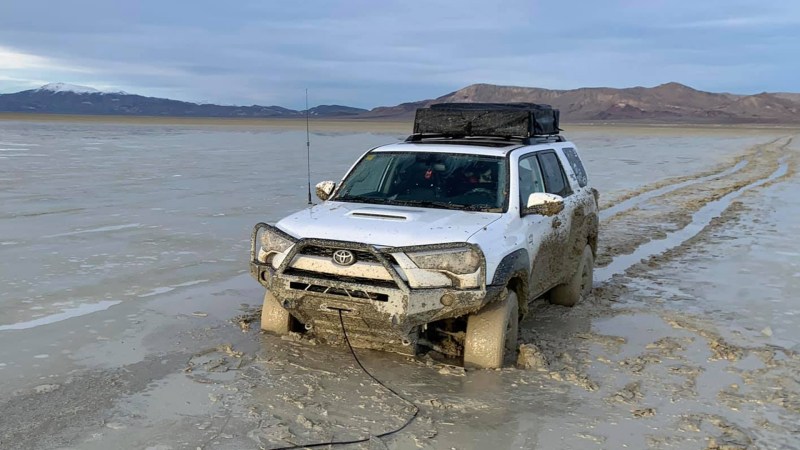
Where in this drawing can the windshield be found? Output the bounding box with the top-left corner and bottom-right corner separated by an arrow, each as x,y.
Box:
333,151 -> 508,212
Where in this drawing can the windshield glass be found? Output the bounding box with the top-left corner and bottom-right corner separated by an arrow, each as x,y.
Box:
333,151 -> 508,212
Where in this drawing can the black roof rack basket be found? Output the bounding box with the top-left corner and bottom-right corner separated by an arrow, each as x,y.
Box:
411,103 -> 561,139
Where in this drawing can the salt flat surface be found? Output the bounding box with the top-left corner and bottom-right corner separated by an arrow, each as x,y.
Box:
0,121 -> 768,328
0,120 -> 798,450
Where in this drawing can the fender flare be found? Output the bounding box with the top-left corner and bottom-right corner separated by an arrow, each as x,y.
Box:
491,247 -> 529,288
490,248 -> 530,314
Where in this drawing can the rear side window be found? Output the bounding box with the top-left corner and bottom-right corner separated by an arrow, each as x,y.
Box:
563,147 -> 588,187
537,151 -> 572,197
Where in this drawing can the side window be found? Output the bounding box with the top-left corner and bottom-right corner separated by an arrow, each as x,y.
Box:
537,151 -> 572,197
563,147 -> 588,188
518,155 -> 545,207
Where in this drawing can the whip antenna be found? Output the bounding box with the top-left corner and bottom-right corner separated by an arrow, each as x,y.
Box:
305,89 -> 312,205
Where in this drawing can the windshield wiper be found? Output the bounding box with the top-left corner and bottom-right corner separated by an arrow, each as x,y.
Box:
408,201 -> 501,212
460,204 -> 493,211
397,200 -> 462,210
334,196 -> 394,205
335,197 -> 497,212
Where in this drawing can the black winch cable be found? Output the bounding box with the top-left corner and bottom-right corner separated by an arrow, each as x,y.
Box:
268,309 -> 420,449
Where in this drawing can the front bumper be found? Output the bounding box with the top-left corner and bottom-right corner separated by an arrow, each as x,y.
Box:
249,223 -> 504,350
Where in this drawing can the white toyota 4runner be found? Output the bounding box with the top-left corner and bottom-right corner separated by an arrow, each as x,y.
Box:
250,104 -> 598,368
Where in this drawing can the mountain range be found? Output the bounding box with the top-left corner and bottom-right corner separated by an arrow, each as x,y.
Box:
0,83 -> 366,118
364,82 -> 800,124
1,82 -> 799,124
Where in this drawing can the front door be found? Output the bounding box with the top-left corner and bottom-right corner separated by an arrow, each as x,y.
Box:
519,153 -> 556,298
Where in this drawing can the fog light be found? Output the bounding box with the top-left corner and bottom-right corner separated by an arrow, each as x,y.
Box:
440,293 -> 455,306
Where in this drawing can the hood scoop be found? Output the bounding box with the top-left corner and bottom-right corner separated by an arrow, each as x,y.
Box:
348,208 -> 412,221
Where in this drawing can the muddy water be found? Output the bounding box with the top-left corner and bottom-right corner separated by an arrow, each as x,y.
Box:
0,120 -> 799,449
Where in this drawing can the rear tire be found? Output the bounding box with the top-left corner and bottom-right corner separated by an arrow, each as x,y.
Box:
261,291 -> 294,334
463,290 -> 519,369
550,244 -> 594,307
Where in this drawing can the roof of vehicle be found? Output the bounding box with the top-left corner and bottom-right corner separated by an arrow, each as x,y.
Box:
370,136 -> 573,157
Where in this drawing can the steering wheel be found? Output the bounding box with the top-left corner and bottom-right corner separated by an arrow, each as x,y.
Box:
465,188 -> 494,196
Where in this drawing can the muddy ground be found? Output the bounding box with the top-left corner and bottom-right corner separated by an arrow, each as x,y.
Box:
1,125 -> 799,449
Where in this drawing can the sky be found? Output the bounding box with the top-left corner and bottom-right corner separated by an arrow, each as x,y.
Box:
0,0 -> 798,109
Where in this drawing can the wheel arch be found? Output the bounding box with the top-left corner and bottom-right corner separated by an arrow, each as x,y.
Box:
490,248 -> 530,314
586,212 -> 599,256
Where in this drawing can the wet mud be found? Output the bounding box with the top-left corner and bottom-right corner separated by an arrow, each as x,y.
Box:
2,127 -> 800,449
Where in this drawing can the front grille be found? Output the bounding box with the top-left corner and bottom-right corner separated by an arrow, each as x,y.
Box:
284,268 -> 398,289
289,281 -> 389,302
300,245 -> 380,263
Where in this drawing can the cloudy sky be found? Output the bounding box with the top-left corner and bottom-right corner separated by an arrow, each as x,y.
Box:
0,0 -> 798,109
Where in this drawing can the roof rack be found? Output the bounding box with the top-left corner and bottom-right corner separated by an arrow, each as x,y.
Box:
413,102 -> 561,139
405,133 -> 566,146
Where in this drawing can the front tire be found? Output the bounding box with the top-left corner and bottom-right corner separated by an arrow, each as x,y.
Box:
261,291 -> 294,334
463,290 -> 519,369
550,244 -> 594,307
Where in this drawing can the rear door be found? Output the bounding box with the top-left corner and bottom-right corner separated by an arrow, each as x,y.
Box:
558,146 -> 598,268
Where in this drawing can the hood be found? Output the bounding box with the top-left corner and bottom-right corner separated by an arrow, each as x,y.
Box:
276,201 -> 501,247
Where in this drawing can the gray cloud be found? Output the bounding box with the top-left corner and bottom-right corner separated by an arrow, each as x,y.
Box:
0,0 -> 797,107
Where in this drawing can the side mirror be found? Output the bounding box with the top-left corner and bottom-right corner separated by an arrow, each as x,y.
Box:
523,192 -> 564,216
315,181 -> 336,201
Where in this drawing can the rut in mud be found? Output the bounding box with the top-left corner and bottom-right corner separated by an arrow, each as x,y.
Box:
594,137 -> 795,268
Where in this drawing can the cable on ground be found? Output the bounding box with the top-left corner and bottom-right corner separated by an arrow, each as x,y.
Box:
268,308 -> 419,449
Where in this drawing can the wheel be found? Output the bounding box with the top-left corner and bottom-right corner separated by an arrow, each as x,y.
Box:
261,290 -> 294,334
550,244 -> 593,307
463,290 -> 519,369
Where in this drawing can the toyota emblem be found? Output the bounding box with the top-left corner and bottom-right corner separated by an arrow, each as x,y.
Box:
332,249 -> 356,266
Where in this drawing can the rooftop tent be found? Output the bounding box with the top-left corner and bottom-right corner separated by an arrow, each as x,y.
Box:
413,103 -> 561,137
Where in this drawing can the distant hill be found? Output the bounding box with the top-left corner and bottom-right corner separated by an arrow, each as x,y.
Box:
364,82 -> 800,124
773,92 -> 800,104
2,82 -> 799,124
307,104 -> 366,117
0,83 -> 367,118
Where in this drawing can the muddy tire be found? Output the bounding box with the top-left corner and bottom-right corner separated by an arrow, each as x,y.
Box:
261,291 -> 294,334
550,244 -> 593,307
463,290 -> 519,369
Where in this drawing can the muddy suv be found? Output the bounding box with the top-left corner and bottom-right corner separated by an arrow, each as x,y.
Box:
249,103 -> 598,368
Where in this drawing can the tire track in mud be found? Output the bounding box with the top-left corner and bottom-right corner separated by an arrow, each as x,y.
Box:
596,154 -> 791,283
599,159 -> 748,221
595,136 -> 795,271
598,136 -> 784,213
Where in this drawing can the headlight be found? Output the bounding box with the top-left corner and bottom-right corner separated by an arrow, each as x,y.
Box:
256,226 -> 296,265
261,228 -> 295,253
406,246 -> 481,274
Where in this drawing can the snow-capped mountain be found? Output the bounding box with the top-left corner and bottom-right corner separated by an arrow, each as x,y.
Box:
37,82 -> 128,95
0,83 -> 366,118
